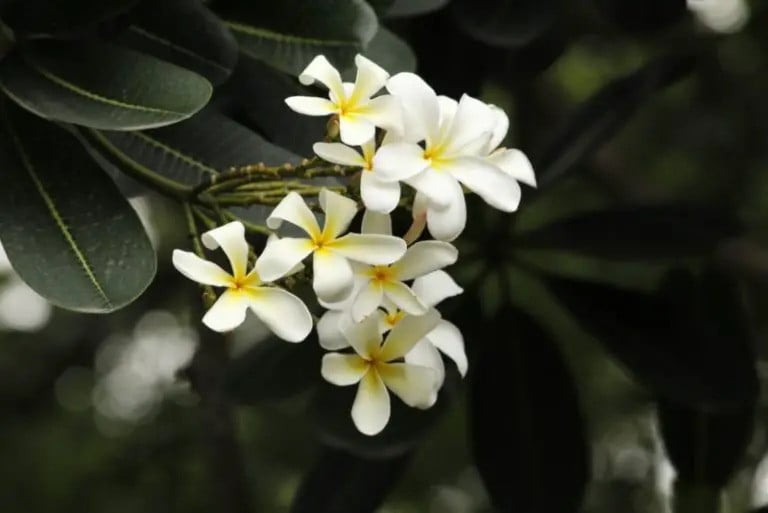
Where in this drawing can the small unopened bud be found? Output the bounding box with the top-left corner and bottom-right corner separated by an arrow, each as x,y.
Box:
326,115 -> 340,140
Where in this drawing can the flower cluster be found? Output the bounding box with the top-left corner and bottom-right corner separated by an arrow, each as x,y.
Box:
173,54 -> 535,436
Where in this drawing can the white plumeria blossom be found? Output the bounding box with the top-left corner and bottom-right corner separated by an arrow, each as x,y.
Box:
285,54 -> 402,146
374,72 -> 534,241
321,309 -> 441,436
349,211 -> 458,322
314,137 -> 401,214
172,222 -> 312,342
255,189 -> 407,303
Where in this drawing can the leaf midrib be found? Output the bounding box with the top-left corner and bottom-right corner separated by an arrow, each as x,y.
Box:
226,22 -> 358,47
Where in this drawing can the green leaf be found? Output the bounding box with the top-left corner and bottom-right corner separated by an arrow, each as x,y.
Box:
117,0 -> 238,85
345,27 -> 416,77
0,40 -> 212,131
470,308 -> 590,512
451,0 -> 559,48
386,0 -> 450,17
291,448 -> 411,513
0,0 -> 137,36
535,53 -> 695,189
219,0 -> 378,76
365,0 -> 395,16
516,205 -> 740,260
0,101 -> 156,313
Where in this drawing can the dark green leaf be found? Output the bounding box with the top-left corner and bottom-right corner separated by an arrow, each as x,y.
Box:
386,0 -> 450,18
546,269 -> 758,409
1,0 -> 137,36
218,0 -> 378,76
349,27 -> 416,76
516,205 -> 739,260
451,0 -> 559,48
118,0 -> 238,85
535,53 -> 695,188
365,0 -> 395,16
0,40 -> 212,130
470,307 -> 589,512
291,448 -> 411,513
0,101 -> 156,313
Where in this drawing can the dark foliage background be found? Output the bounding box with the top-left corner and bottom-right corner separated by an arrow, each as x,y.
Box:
0,0 -> 766,512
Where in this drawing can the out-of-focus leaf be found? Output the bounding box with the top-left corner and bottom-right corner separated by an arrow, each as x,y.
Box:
0,40 -> 212,130
366,0 -> 395,16
535,53 -> 695,188
546,269 -> 758,410
291,448 -> 411,513
226,335 -> 325,404
118,0 -> 238,85
386,0 -> 450,18
470,308 -> 589,512
451,0 -> 559,48
0,101 -> 156,313
217,0 -> 377,76
516,205 -> 739,260
593,0 -> 688,33
347,27 -> 416,76
0,0 -> 137,36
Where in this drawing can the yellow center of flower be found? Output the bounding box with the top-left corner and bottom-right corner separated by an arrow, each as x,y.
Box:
385,310 -> 405,327
369,265 -> 393,284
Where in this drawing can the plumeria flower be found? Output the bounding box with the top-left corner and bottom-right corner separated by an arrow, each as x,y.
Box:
285,54 -> 402,146
483,104 -> 537,189
313,137 -> 400,214
172,222 -> 312,342
255,189 -> 407,303
321,309 -> 441,436
374,73 -> 531,241
349,211 -> 458,322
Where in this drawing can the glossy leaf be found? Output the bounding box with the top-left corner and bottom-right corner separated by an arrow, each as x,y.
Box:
470,308 -> 590,512
0,0 -> 137,36
516,205 -> 739,260
386,0 -> 450,18
291,448 -> 411,513
0,101 -> 156,313
352,27 -> 417,76
452,0 -> 560,48
219,0 -> 378,76
118,0 -> 238,85
0,40 -> 212,130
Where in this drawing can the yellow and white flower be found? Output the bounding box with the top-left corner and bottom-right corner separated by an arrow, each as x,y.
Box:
321,309 -> 441,436
172,221 -> 312,342
255,189 -> 406,303
285,54 -> 402,146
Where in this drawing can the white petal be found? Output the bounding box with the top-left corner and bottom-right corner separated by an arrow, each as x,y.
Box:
361,210 -> 392,235
405,167 -> 459,208
313,249 -> 354,303
254,237 -> 314,282
352,280 -> 384,322
343,313 -> 383,359
405,340 -> 445,395
487,104 -> 510,152
284,96 -> 337,116
172,250 -> 232,287
383,281 -> 427,316
446,156 -> 522,212
266,191 -> 322,236
350,54 -> 389,104
425,180 -> 467,242
201,221 -> 249,278
321,353 -> 369,386
442,94 -> 495,156
339,115 -> 376,146
249,286 -> 313,342
386,72 -> 440,144
488,148 -> 537,187
317,310 -> 352,350
352,370 -> 391,436
360,171 -> 401,213
313,142 -> 366,167
329,233 -> 406,265
319,188 -> 358,240
427,320 -> 468,377
378,363 -> 437,409
380,309 -> 441,361
373,142 -> 429,181
202,289 -> 250,332
412,270 -> 463,308
358,95 -> 402,134
392,240 -> 458,281
298,55 -> 345,102
437,95 -> 459,138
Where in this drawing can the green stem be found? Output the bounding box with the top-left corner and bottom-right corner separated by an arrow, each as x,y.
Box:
183,203 -> 216,308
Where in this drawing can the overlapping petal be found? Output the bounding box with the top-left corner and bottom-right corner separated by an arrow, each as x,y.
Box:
321,353 -> 369,386
319,188 -> 358,240
412,270 -> 464,308
172,250 -> 232,287
266,191 -> 322,236
446,157 -> 522,212
373,142 -> 429,182
201,222 -> 249,278
313,142 -> 367,167
352,371 -> 390,436
284,96 -> 337,116
377,362 -> 437,409
380,309 -> 441,361
329,233 -> 406,265
427,320 -> 467,377
298,55 -> 345,101
392,241 -> 458,281
202,289 -> 250,332
255,237 -> 314,282
249,287 -> 313,342
349,54 -> 389,104
313,250 -> 354,303
382,281 -> 427,316
360,171 -> 401,213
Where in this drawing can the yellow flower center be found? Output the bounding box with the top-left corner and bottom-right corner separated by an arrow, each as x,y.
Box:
369,265 -> 393,284
385,310 -> 405,328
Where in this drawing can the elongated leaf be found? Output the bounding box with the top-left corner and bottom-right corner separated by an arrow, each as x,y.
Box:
535,53 -> 695,188
118,0 -> 238,85
291,448 -> 411,513
386,0 -> 450,17
516,205 -> 739,260
219,0 -> 378,76
366,0 -> 395,16
452,0 -> 559,48
0,40 -> 212,131
546,269 -> 758,409
350,27 -> 416,76
470,308 -> 590,512
0,101 -> 156,313
1,0 -> 137,36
